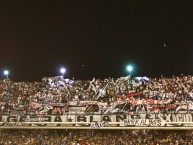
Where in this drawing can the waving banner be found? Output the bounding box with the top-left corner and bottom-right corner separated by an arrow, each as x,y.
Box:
1,113 -> 193,128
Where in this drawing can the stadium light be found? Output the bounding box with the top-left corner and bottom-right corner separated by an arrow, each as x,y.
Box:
3,70 -> 9,79
60,67 -> 66,77
126,65 -> 133,76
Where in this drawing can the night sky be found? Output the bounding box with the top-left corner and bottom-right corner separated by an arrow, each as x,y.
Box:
0,1 -> 192,81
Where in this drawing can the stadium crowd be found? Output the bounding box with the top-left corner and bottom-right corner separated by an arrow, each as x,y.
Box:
0,75 -> 192,145
0,129 -> 192,145
0,75 -> 192,114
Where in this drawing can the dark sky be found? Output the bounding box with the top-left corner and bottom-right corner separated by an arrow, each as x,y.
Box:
0,1 -> 192,81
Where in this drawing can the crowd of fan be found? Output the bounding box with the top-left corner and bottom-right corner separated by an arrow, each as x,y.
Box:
0,75 -> 192,144
0,129 -> 192,145
0,75 -> 192,114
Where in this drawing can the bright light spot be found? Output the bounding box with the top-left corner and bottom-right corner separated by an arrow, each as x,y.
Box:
60,68 -> 66,74
126,65 -> 133,72
143,76 -> 149,81
135,76 -> 149,81
135,77 -> 141,81
3,70 -> 9,75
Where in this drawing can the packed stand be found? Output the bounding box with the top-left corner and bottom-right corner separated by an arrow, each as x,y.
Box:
0,129 -> 192,145
0,75 -> 192,115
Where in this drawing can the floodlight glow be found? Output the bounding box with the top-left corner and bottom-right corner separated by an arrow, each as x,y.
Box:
60,68 -> 66,74
126,65 -> 133,72
3,70 -> 9,75
3,70 -> 9,79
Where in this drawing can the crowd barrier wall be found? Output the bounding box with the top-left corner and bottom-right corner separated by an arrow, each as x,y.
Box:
1,113 -> 193,129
